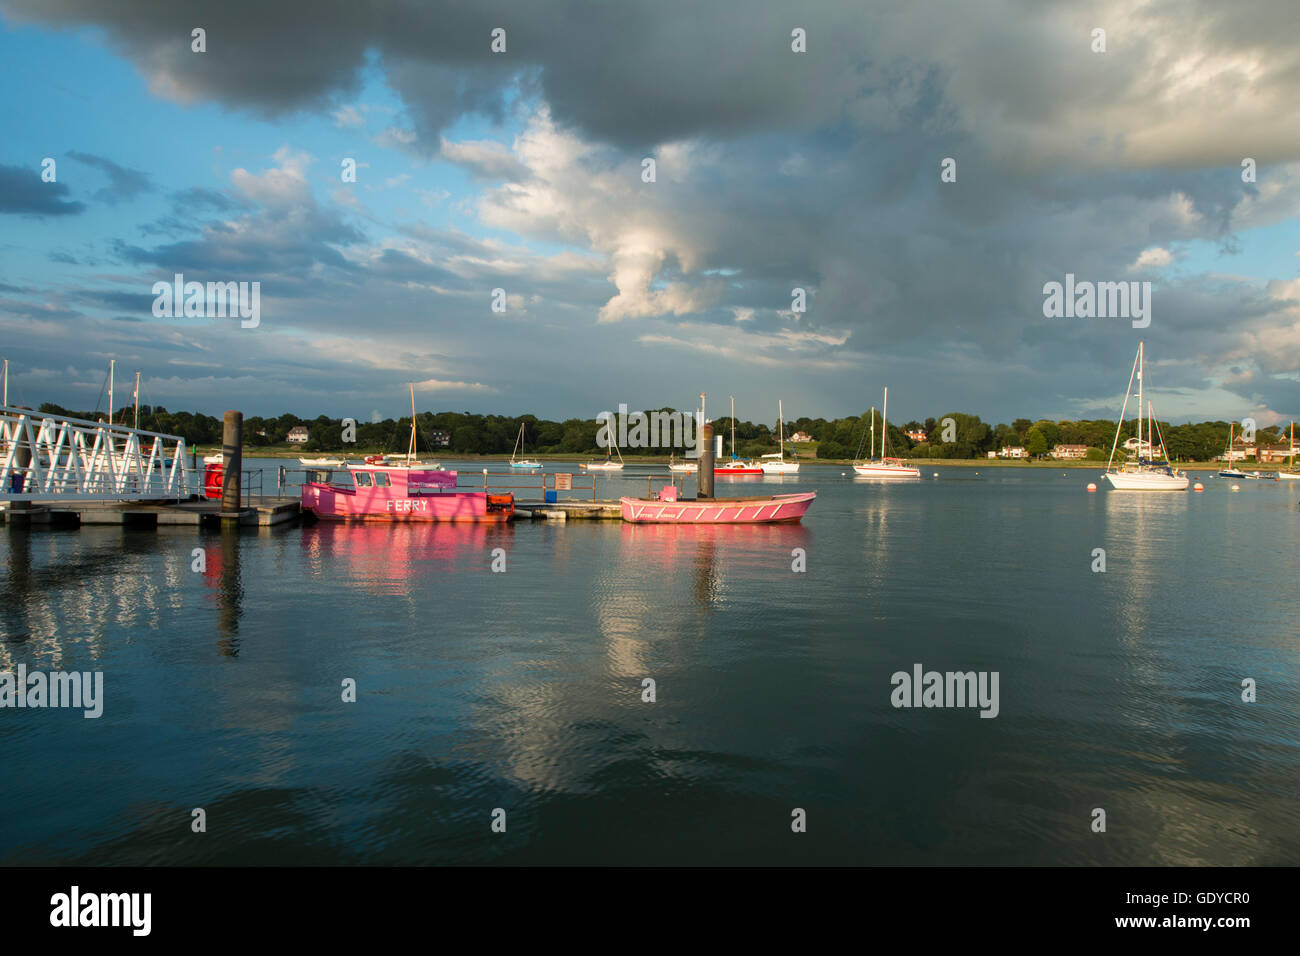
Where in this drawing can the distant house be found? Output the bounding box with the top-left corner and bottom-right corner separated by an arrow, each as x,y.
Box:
904,429 -> 928,443
287,426 -> 310,444
428,429 -> 451,447
1051,444 -> 1088,459
1219,437 -> 1256,462
789,431 -> 813,443
1256,444 -> 1293,463
998,446 -> 1027,459
987,451 -> 997,459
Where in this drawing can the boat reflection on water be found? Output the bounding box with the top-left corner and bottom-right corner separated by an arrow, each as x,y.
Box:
298,520 -> 516,595
618,520 -> 810,606
1102,491 -> 1188,651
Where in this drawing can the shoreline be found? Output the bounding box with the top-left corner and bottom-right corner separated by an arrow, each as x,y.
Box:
207,448 -> 1278,472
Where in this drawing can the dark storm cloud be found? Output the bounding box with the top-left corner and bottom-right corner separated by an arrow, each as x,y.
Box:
0,163 -> 85,216
0,1 -> 947,149
66,151 -> 153,204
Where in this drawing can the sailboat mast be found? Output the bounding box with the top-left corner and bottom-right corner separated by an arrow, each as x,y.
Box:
730,395 -> 736,460
778,399 -> 785,460
882,387 -> 888,458
1137,342 -> 1144,458
870,406 -> 875,460
108,360 -> 115,426
408,383 -> 417,464
133,371 -> 140,429
3,357 -> 7,407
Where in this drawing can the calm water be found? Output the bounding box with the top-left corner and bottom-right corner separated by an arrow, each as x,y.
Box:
2,461 -> 1298,865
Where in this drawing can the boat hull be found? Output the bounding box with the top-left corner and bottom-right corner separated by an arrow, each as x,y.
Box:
760,461 -> 800,474
619,492 -> 815,523
302,470 -> 513,522
582,463 -> 624,471
852,463 -> 920,479
1103,471 -> 1189,491
303,489 -> 513,522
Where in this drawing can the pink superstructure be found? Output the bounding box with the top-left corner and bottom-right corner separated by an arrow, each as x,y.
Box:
619,489 -> 814,523
301,467 -> 513,522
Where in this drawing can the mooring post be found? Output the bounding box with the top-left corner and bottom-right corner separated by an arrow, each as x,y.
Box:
221,410 -> 242,520
699,422 -> 714,499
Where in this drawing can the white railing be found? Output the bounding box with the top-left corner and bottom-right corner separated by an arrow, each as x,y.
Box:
0,405 -> 197,502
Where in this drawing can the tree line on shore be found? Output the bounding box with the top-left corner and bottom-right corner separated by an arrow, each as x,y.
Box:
35,402 -> 1296,462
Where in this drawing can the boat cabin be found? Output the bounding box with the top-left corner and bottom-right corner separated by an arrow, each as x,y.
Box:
339,467 -> 458,493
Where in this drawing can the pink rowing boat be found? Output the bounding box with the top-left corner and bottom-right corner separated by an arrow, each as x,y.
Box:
301,467 -> 514,522
619,485 -> 814,523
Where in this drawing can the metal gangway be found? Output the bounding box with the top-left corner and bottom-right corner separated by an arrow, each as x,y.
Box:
1,405 -> 197,502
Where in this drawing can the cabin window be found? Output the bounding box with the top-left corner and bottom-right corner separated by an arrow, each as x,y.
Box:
373,473 -> 391,487
354,472 -> 372,487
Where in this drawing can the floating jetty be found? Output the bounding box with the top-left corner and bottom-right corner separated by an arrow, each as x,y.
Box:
0,497 -> 301,528
513,500 -> 623,521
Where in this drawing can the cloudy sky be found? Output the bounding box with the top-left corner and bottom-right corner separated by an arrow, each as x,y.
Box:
1,0 -> 1298,426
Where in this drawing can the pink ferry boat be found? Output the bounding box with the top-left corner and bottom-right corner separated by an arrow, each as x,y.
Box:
301,467 -> 514,523
619,485 -> 815,523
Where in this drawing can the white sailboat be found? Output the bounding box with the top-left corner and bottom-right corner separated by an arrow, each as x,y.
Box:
761,399 -> 800,473
1280,422 -> 1300,480
509,421 -> 541,468
582,428 -> 625,471
853,387 -> 920,479
1103,342 -> 1188,490
667,453 -> 697,473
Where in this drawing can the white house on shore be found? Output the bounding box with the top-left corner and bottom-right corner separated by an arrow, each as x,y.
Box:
998,446 -> 1027,459
287,426 -> 310,444
1051,444 -> 1088,459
